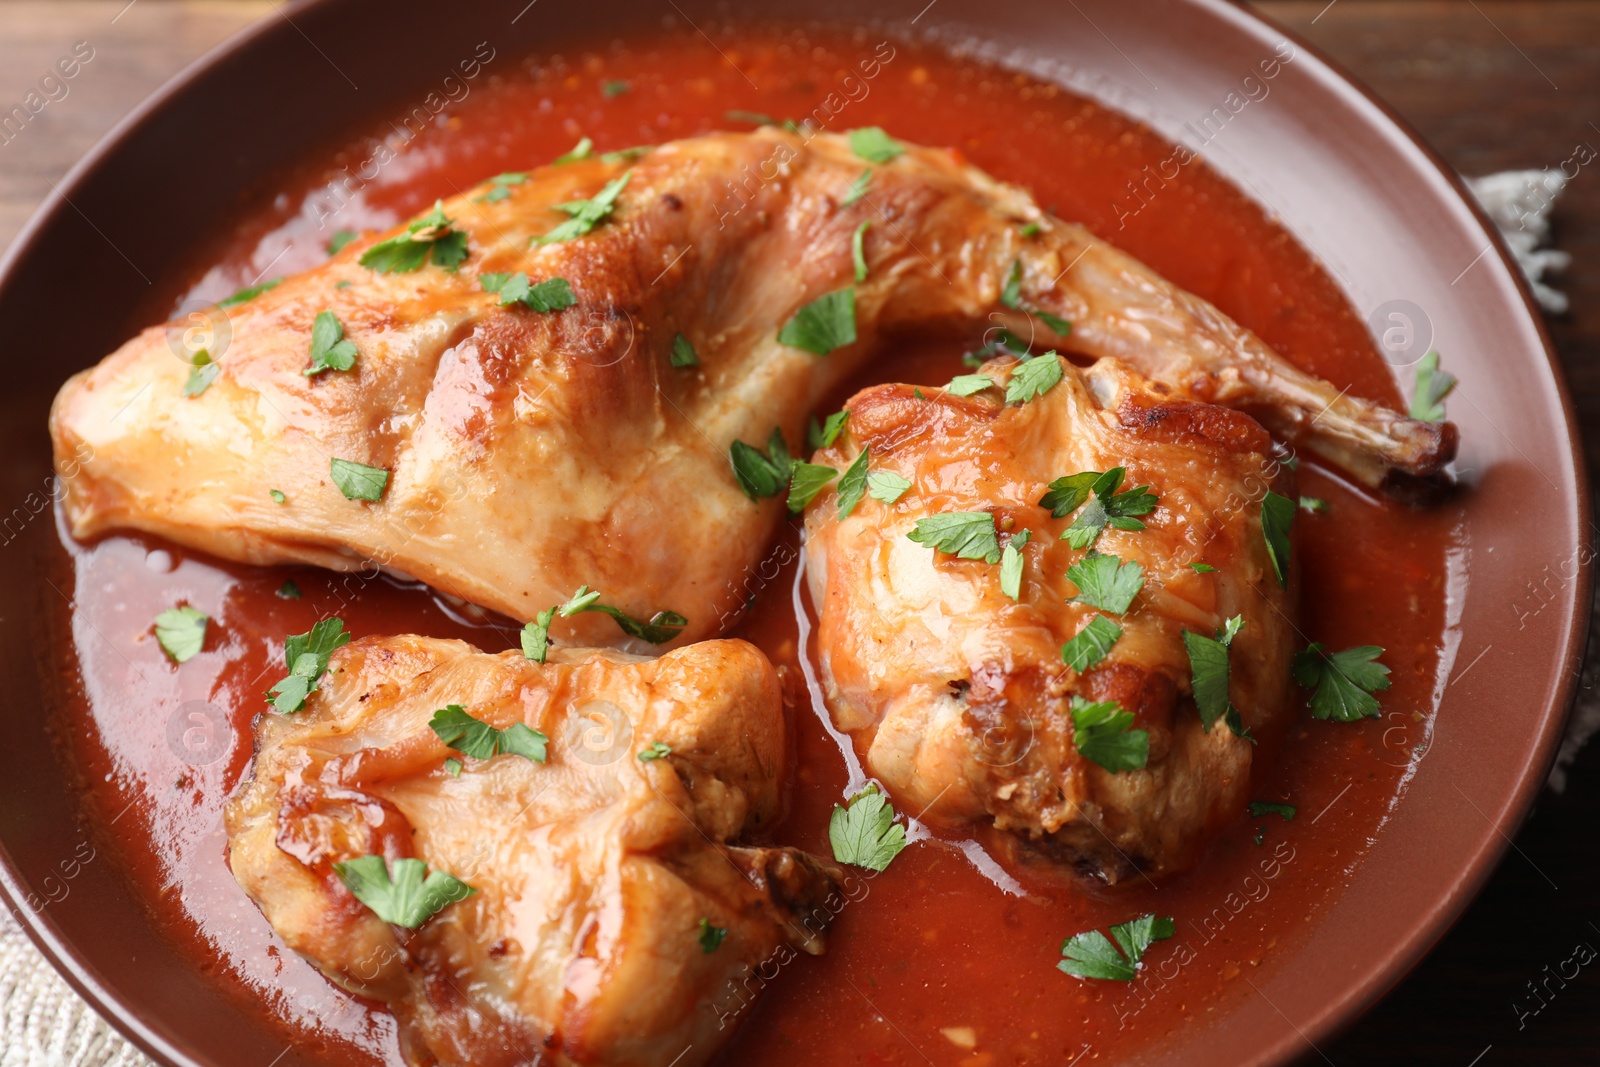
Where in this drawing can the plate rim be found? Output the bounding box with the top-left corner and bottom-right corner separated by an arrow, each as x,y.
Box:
0,2 -> 1588,1065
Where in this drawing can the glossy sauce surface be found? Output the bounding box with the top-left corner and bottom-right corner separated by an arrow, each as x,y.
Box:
48,27 -> 1464,1067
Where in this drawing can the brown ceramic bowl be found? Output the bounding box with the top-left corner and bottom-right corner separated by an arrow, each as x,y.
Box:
0,1 -> 1586,1065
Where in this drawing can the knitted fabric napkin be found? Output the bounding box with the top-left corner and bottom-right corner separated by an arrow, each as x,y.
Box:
0,171 -> 1574,1066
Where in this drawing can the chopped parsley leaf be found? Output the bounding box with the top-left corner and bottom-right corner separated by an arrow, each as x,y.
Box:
1058,914 -> 1175,981
1299,496 -> 1328,514
852,219 -> 871,282
841,167 -> 872,206
522,585 -> 687,662
1189,562 -> 1216,573
333,855 -> 475,929
1020,221 -> 1042,237
329,457 -> 389,502
730,427 -> 792,501
1039,471 -> 1100,517
1248,800 -> 1296,820
670,333 -> 699,368
999,530 -> 1031,600
638,741 -> 672,762
866,470 -> 912,505
183,350 -> 219,397
305,311 -> 358,376
828,783 -> 907,871
269,489 -> 286,504
217,278 -> 282,308
536,171 -> 631,244
1183,615 -> 1249,737
327,230 -> 358,255
836,447 -> 871,520
553,137 -> 593,164
268,618 -> 351,713
429,704 -> 548,763
945,374 -> 994,397
907,511 -> 1001,564
808,409 -> 849,450
521,608 -> 557,664
599,145 -> 653,164
480,272 -> 576,312
848,127 -> 904,164
998,259 -> 1071,333
1261,491 -> 1295,588
1059,468 -> 1158,550
154,606 -> 207,663
444,757 -> 462,777
1005,353 -> 1063,404
698,917 -> 729,954
1410,350 -> 1456,423
1071,695 -> 1149,773
1066,551 -> 1144,614
478,172 -> 528,204
1061,615 -> 1123,672
360,201 -> 468,273
601,78 -> 630,98
1291,643 -> 1390,721
276,579 -> 301,600
788,461 -> 839,513
1000,259 -> 1024,308
778,287 -> 857,355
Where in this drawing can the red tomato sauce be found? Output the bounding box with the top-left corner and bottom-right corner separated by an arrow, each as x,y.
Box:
45,26 -> 1463,1067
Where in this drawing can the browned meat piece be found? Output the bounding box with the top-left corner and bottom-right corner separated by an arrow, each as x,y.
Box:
51,129 -> 1449,647
804,355 -> 1294,880
225,636 -> 841,1067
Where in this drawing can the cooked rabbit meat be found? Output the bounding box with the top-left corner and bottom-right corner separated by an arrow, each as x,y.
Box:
51,129 -> 1449,645
804,355 -> 1294,880
225,636 -> 841,1067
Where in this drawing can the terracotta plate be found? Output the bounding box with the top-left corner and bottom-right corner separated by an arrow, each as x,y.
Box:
0,1 -> 1585,1065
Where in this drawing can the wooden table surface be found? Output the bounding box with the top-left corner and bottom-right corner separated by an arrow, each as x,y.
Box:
2,2 -> 1596,1064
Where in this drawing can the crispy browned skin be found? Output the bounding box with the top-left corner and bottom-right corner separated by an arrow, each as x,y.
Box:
225,637 -> 842,1067
804,356 -> 1294,880
51,130 -> 1448,645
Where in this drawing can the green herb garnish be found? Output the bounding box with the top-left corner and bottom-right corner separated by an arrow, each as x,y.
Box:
1261,491 -> 1295,588
268,618 -> 351,713
479,272 -> 576,312
848,127 -> 904,164
638,741 -> 672,762
1291,643 -> 1390,721
1005,353 -> 1063,404
359,201 -> 468,273
1071,695 -> 1149,772
828,783 -> 907,871
536,171 -> 631,244
305,311 -> 358,376
670,333 -> 699,368
1058,915 -> 1175,981
907,511 -> 1001,564
698,917 -> 728,953
788,462 -> 839,513
329,457 -> 389,502
333,855 -> 475,929
154,606 -> 207,663
866,470 -> 912,505
217,278 -> 282,308
1183,615 -> 1248,737
779,288 -> 857,355
429,704 -> 548,763
1066,551 -> 1144,614
1410,350 -> 1456,423
1061,615 -> 1123,672
945,374 -> 994,397
729,427 -> 791,501
836,447 -> 871,520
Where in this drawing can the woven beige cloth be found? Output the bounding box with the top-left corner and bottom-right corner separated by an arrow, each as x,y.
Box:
0,171 -> 1573,1066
